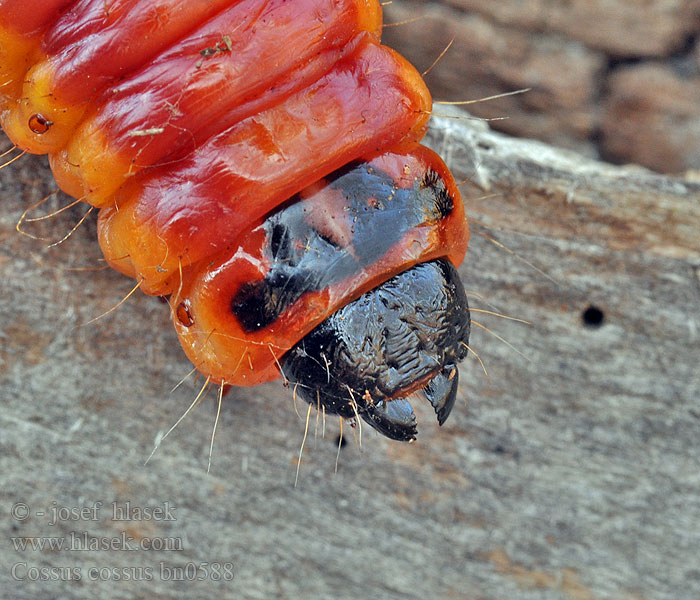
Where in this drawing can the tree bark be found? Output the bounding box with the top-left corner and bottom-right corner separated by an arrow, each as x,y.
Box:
1,112 -> 698,599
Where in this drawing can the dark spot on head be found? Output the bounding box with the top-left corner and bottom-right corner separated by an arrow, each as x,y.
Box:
269,222 -> 286,258
335,433 -> 347,449
231,280 -> 274,332
582,304 -> 605,328
231,273 -> 305,333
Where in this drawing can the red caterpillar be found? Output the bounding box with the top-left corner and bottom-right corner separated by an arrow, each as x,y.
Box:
0,0 -> 471,441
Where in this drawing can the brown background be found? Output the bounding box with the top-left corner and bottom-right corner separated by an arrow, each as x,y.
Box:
384,0 -> 700,174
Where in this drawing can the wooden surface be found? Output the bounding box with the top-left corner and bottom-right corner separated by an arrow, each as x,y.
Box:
1,110 -> 699,599
382,0 -> 700,174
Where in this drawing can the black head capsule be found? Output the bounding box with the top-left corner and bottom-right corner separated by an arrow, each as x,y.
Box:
281,259 -> 470,441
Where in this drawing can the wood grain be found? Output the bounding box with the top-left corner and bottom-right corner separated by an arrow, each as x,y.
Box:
1,110 -> 698,599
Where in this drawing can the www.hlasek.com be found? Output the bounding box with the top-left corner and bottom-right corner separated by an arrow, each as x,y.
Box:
11,562 -> 235,582
12,530 -> 183,552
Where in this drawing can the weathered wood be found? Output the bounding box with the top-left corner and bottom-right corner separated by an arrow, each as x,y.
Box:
383,0 -> 700,173
1,111 -> 699,599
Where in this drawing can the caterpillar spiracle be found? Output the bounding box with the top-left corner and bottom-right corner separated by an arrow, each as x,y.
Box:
0,0 -> 471,442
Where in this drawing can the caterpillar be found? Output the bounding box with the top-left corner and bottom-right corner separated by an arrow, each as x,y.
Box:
0,0 -> 471,442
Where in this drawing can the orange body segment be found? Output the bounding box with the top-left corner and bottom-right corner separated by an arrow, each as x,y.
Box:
98,38 -> 432,294
0,0 -> 76,35
171,147 -> 468,385
49,0 -> 383,201
0,0 -> 471,398
0,0 -> 73,105
1,0 -> 245,152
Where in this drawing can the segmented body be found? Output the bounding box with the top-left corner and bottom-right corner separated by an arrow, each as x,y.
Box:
0,1 -> 469,410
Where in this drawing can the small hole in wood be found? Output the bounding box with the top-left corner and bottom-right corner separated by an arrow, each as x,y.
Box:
582,305 -> 605,328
